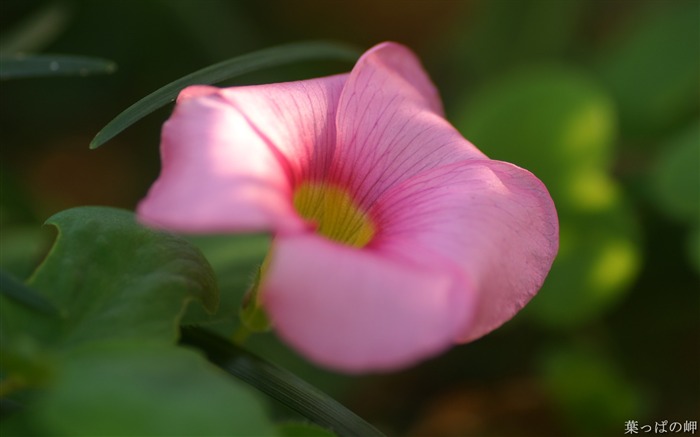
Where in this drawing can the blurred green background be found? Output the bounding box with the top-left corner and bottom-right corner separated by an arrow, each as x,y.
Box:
1,0 -> 698,436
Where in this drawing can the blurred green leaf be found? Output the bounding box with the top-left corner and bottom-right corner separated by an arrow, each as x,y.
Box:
648,121 -> 700,274
1,206 -> 218,366
239,265 -> 272,333
688,227 -> 700,274
278,421 -> 337,437
537,343 -> 647,436
650,122 -> 700,223
0,227 -> 50,280
156,0 -> 261,61
595,1 -> 700,137
181,327 -> 385,437
37,341 -> 277,437
0,207 -> 282,436
456,66 -> 616,212
0,2 -> 71,54
181,233 -> 269,326
90,40 -> 361,149
457,0 -> 585,76
454,67 -> 642,326
0,54 -> 116,79
0,270 -> 59,317
526,203 -> 641,327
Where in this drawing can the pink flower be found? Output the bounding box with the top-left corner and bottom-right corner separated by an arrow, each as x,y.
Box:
137,42 -> 558,373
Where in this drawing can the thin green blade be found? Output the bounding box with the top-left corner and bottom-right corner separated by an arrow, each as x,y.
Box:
90,41 -> 361,149
180,327 -> 385,437
0,54 -> 116,79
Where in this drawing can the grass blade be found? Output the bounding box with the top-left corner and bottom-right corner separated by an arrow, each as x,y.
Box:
180,327 -> 385,437
90,41 -> 361,149
0,54 -> 116,80
0,2 -> 71,54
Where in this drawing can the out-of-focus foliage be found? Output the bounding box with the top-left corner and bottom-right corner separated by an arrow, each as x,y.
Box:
454,67 -> 641,327
595,1 -> 699,138
90,41 -> 360,148
1,0 -> 698,436
0,54 -> 116,79
537,343 -> 647,435
0,207 -> 276,436
649,123 -> 700,273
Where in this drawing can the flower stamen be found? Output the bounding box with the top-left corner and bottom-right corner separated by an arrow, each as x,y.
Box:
293,182 -> 375,247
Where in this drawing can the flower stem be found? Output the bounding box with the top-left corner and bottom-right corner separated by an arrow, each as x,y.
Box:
231,324 -> 252,346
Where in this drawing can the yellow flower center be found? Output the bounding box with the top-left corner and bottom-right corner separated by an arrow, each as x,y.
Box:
293,182 -> 375,247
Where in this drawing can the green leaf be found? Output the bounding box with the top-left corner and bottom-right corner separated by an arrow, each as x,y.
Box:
0,270 -> 59,317
537,343 -> 647,436
0,226 -> 50,280
181,233 -> 269,326
454,67 -> 643,326
181,327 -> 385,437
90,40 -> 361,149
4,206 -> 217,351
240,264 -> 272,332
454,66 -> 617,213
0,54 -> 116,79
595,1 -> 700,137
688,227 -> 700,274
35,341 -> 278,437
650,122 -> 700,223
524,203 -> 642,327
0,2 -> 71,54
0,207 -> 280,435
454,0 -> 586,77
278,422 -> 338,437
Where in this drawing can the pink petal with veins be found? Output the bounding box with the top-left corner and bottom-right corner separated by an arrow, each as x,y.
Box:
262,234 -> 473,373
331,42 -> 487,208
138,74 -> 347,233
370,160 -> 559,342
136,41 -> 559,373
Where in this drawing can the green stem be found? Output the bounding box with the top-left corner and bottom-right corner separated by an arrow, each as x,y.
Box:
231,324 -> 252,346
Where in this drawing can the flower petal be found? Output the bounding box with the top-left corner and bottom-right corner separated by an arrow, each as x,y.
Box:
214,74 -> 347,183
331,42 -> 486,208
138,73 -> 347,234
370,159 -> 559,343
262,234 -> 473,373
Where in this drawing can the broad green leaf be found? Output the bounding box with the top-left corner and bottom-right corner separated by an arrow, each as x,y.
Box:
3,206 -> 217,353
181,327 -> 385,437
35,342 -> 277,437
650,122 -> 700,223
595,1 -> 699,137
524,202 -> 641,327
0,54 -> 116,79
90,41 -> 361,149
0,208 -> 279,436
455,66 -> 616,213
181,233 -> 269,326
0,226 -> 50,280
